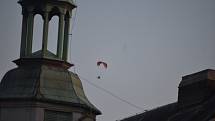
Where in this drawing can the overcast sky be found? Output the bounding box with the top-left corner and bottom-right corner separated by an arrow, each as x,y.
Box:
1,0 -> 215,121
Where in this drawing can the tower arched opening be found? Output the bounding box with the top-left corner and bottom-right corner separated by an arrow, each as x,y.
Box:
32,14 -> 43,53
48,15 -> 59,55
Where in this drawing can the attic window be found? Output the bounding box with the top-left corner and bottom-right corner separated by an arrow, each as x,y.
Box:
44,110 -> 73,121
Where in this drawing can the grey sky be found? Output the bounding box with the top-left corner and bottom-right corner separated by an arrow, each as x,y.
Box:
1,0 -> 215,121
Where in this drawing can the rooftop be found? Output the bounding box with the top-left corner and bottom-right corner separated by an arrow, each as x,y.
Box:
120,69 -> 215,121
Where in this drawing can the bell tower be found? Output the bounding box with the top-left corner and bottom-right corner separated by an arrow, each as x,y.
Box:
19,0 -> 74,61
0,0 -> 101,121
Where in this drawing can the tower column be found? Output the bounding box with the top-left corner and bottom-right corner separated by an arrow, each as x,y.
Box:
20,11 -> 28,57
57,13 -> 65,59
26,10 -> 34,56
63,16 -> 70,61
42,11 -> 49,55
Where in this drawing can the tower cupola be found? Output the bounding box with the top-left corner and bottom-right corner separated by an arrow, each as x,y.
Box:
0,0 -> 101,121
18,0 -> 76,61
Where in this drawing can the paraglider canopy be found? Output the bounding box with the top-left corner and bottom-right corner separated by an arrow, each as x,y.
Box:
97,61 -> 107,69
97,61 -> 107,79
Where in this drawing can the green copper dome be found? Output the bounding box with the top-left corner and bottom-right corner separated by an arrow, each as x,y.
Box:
0,58 -> 101,115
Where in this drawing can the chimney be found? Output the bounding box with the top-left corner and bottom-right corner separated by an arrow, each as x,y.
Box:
178,69 -> 215,108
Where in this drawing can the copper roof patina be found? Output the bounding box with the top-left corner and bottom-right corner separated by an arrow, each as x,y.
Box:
0,58 -> 101,115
